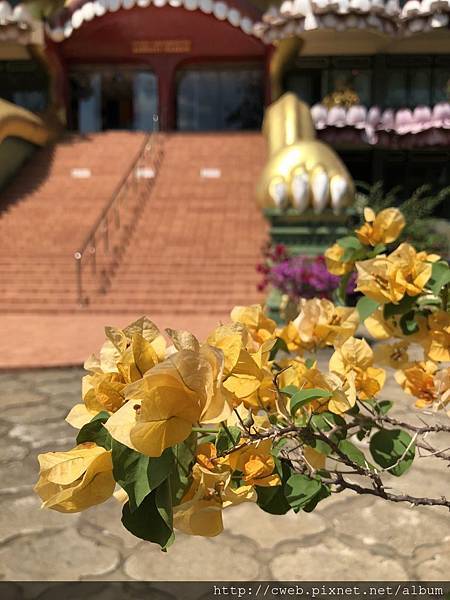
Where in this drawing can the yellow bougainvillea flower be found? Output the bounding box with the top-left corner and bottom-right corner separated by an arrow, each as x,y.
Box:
303,446 -> 326,471
290,298 -> 358,352
425,311 -> 450,362
85,316 -> 166,375
324,243 -> 354,276
364,307 -> 396,340
196,442 -> 219,471
221,347 -> 263,403
225,405 -> 272,434
276,321 -> 303,354
104,347 -> 232,457
364,307 -> 427,342
277,357 -> 313,388
373,341 -> 410,369
356,207 -> 405,247
277,358 -> 356,415
66,372 -> 126,429
226,439 -> 280,487
355,256 -> 404,304
34,443 -> 115,513
230,304 -> 277,347
390,243 -> 440,296
207,322 -> 275,410
207,324 -> 246,376
434,367 -> 450,414
356,243 -> 437,304
67,318 -> 167,429
325,371 -> 357,414
395,361 -> 438,409
221,341 -> 276,411
173,462 -> 255,537
329,337 -> 386,400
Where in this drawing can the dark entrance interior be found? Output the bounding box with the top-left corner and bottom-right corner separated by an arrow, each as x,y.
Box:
69,67 -> 158,132
176,64 -> 264,131
100,72 -> 133,130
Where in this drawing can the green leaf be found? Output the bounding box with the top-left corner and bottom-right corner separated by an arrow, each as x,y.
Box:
285,474 -> 323,513
111,440 -> 174,511
310,412 -> 347,443
305,358 -> 315,369
337,236 -> 364,251
256,485 -> 291,515
369,243 -> 386,256
121,479 -> 174,550
369,429 -> 415,477
271,437 -> 289,458
383,295 -> 417,319
375,400 -> 393,415
337,236 -> 365,262
338,440 -> 372,469
280,385 -> 299,397
269,337 -> 289,360
76,411 -> 112,450
256,450 -> 293,515
170,433 -> 197,505
429,261 -> 450,295
290,388 -> 332,417
215,426 -> 241,454
399,311 -> 419,336
302,483 -> 331,513
347,404 -> 360,417
356,296 -> 380,322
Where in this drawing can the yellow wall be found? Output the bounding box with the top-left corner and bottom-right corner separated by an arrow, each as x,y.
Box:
300,30 -> 450,56
0,42 -> 30,61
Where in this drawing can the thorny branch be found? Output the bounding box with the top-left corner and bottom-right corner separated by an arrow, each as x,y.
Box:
213,400 -> 450,510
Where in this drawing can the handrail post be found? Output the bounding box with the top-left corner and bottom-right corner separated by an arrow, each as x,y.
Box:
90,242 -> 97,274
103,218 -> 109,253
74,251 -> 83,305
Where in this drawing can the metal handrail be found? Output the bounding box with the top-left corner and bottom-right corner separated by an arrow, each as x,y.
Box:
73,120 -> 163,306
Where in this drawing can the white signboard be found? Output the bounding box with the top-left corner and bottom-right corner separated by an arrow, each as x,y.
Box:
135,168 -> 155,179
71,168 -> 91,179
200,168 -> 221,179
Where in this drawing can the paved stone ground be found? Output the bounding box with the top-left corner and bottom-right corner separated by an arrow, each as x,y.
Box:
0,366 -> 449,582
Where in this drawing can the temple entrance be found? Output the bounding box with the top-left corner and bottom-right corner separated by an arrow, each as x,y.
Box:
69,67 -> 158,133
176,64 -> 264,131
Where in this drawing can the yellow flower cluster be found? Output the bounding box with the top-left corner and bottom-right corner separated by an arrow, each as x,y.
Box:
34,303 -> 380,525
356,243 -> 439,305
333,206 -> 450,413
34,205 -> 450,544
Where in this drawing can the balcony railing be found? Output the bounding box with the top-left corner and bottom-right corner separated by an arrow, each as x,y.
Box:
73,129 -> 164,306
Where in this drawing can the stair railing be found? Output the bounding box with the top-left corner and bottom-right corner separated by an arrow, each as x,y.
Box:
74,126 -> 164,306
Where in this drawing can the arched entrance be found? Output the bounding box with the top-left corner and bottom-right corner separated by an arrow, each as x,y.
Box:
48,1 -> 268,131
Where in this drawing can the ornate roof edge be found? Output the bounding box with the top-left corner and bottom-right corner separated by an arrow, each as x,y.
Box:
311,101 -> 450,144
45,0 -> 264,43
255,0 -> 450,42
317,125 -> 450,147
0,1 -> 43,44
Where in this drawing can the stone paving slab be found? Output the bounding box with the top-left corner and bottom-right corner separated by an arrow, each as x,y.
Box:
0,367 -> 449,581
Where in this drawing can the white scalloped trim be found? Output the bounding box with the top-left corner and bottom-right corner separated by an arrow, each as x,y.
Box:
255,0 -> 450,39
311,102 -> 450,142
45,0 -> 258,41
0,1 -> 40,42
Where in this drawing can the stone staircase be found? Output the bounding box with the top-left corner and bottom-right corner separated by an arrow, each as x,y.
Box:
0,131 -> 147,312
0,131 -> 268,314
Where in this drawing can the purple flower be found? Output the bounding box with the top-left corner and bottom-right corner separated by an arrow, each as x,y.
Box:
258,252 -> 357,301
